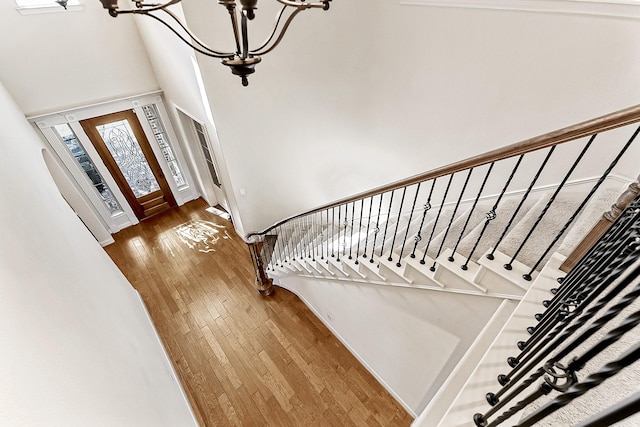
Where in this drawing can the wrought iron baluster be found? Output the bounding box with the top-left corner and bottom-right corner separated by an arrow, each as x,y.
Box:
431,169 -> 473,271
337,205 -> 342,262
421,174 -> 454,265
397,183 -> 422,267
523,126 -> 640,280
533,201 -> 640,328
311,213 -> 316,262
488,146 -> 556,260
515,308 -> 640,427
378,191 -> 396,261
343,204 -> 350,258
475,251 -> 640,426
411,179 -> 436,258
452,164 -> 493,264
355,199 -> 364,264
517,220 -> 637,356
574,390 -> 640,427
320,211 -> 325,260
388,187 -> 408,262
505,136 -> 596,271
362,196 -> 374,259
331,207 -> 336,258
349,202 -> 356,259
487,237 -> 640,406
463,156 -> 523,269
370,193 -> 385,264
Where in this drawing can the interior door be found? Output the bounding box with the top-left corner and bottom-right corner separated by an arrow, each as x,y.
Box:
80,110 -> 176,220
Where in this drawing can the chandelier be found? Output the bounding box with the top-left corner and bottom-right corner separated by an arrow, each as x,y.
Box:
98,0 -> 332,86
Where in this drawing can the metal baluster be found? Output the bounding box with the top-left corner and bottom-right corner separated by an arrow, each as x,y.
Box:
265,233 -> 275,270
336,205 -> 342,262
485,236 -> 640,407
516,215 -> 637,357
488,147 -> 556,260
421,174 -> 454,265
311,213 -> 316,262
331,207 -> 336,258
362,197 -> 374,259
388,187 -> 408,262
464,156 -> 523,269
499,233 -> 640,386
343,204 -> 349,258
379,191 -> 396,261
411,179 -> 436,258
514,291 -> 640,427
320,211 -> 325,260
451,164 -> 493,263
475,250 -> 640,425
290,221 -> 297,261
522,126 -> 640,280
574,390 -> 640,427
397,183 -> 422,267
370,194 -> 385,264
303,215 -> 310,259
431,169 -> 473,271
349,202 -> 356,259
505,136 -> 596,271
355,199 -> 365,264
279,225 -> 289,264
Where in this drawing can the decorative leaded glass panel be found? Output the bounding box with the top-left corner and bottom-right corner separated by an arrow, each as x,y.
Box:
53,124 -> 122,214
194,120 -> 222,188
95,119 -> 161,198
142,104 -> 187,188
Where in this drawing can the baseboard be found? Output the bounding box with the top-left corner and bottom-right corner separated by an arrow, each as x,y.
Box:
273,278 -> 418,419
99,236 -> 115,247
134,292 -> 201,427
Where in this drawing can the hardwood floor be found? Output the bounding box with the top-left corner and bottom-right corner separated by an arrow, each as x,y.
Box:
105,198 -> 412,426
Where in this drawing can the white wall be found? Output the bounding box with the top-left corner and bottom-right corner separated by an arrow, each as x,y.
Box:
178,1 -> 640,235
133,7 -> 244,233
0,0 -> 158,116
0,82 -> 196,426
276,276 -> 502,416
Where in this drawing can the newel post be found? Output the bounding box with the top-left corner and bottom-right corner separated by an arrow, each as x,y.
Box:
560,175 -> 640,273
247,238 -> 274,296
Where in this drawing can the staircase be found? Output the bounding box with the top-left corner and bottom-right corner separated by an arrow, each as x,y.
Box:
244,105 -> 640,426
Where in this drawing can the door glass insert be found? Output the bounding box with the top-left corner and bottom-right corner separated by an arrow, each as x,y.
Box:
142,104 -> 187,189
53,124 -> 123,214
194,120 -> 221,188
95,119 -> 161,198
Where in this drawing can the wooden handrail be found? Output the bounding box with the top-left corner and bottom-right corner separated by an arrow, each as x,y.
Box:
247,104 -> 640,239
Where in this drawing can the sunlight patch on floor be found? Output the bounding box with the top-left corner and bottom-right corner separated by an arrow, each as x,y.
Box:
173,220 -> 230,253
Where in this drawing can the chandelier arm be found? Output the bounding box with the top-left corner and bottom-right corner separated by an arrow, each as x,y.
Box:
250,4 -> 287,53
250,7 -> 304,56
273,0 -> 328,9
158,8 -> 235,56
118,0 -> 182,14
143,12 -> 233,58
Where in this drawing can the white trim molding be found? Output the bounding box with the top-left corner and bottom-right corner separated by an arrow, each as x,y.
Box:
399,0 -> 640,19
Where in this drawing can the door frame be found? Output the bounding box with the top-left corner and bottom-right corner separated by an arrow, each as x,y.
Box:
29,92 -> 198,233
175,106 -> 230,212
80,109 -> 177,220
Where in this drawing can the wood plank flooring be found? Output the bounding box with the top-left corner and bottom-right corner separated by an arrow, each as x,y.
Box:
105,198 -> 412,426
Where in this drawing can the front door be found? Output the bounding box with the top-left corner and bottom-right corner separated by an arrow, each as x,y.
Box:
80,110 -> 176,220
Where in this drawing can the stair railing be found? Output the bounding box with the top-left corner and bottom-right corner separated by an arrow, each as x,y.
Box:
245,104 -> 640,294
472,192 -> 640,426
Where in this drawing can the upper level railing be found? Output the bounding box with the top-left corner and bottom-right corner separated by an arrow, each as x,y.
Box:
246,104 -> 640,297
473,192 -> 640,426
